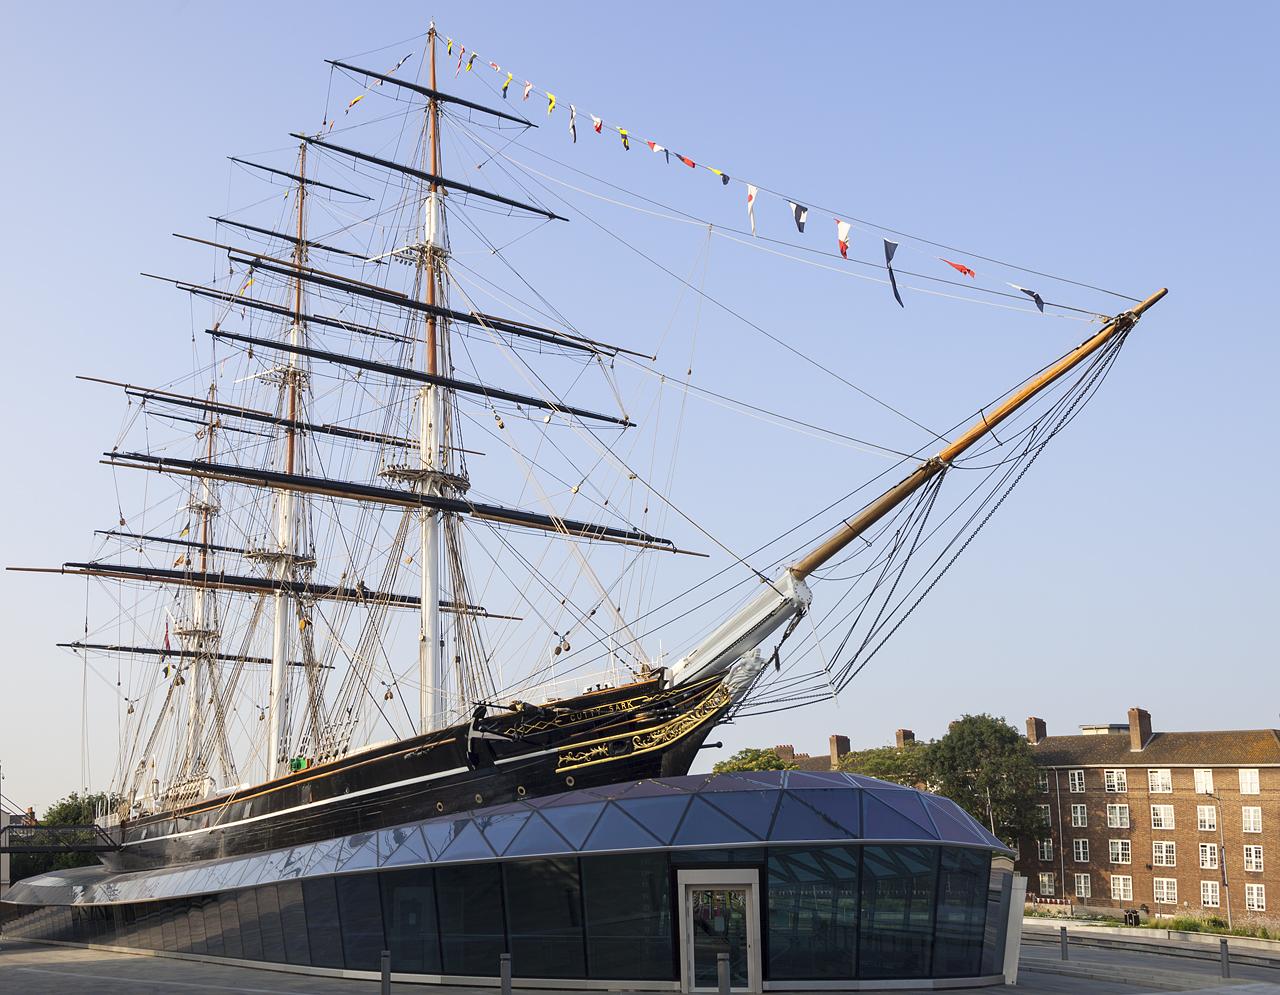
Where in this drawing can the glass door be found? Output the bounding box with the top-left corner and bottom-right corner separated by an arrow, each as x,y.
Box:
678,870 -> 760,993
690,888 -> 749,989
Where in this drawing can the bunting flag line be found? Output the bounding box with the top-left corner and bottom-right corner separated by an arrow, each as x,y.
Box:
455,46 -> 465,76
1009,283 -> 1045,312
547,92 -> 556,115
522,80 -> 533,101
568,104 -> 577,143
677,154 -> 695,168
836,219 -> 851,259
620,128 -> 630,151
488,61 -> 500,71
591,114 -> 603,134
345,93 -> 365,113
746,184 -> 759,236
502,72 -> 513,98
789,202 -> 809,233
466,53 -> 477,72
446,38 -> 453,55
942,258 -> 976,278
884,239 -> 904,308
709,167 -> 730,185
161,622 -> 171,663
179,524 -> 190,539
375,52 -> 414,85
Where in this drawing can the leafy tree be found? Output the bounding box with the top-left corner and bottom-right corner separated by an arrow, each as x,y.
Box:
10,791 -> 120,882
712,747 -> 798,773
839,741 -> 932,787
927,714 -> 1040,844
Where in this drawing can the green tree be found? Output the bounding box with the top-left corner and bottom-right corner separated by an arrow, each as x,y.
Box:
927,714 -> 1040,844
10,790 -> 119,882
712,747 -> 798,773
839,741 -> 932,787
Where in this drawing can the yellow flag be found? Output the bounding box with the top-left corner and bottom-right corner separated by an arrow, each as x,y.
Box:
620,128 -> 630,151
547,92 -> 556,115
346,93 -> 365,113
447,38 -> 453,55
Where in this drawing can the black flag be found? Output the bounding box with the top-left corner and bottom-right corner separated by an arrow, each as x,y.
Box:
789,201 -> 808,233
1009,283 -> 1045,312
884,239 -> 904,308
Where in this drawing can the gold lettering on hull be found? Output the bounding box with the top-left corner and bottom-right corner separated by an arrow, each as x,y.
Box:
555,682 -> 732,773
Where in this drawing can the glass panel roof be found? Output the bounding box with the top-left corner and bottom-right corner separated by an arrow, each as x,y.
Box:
5,771 -> 1010,907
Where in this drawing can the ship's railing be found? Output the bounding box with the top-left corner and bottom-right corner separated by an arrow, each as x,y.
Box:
506,665 -> 637,706
0,822 -> 120,853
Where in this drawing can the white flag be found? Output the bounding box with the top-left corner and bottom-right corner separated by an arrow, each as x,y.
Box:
746,184 -> 759,236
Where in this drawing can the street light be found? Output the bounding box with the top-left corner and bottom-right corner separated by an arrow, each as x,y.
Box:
1208,792 -> 1232,929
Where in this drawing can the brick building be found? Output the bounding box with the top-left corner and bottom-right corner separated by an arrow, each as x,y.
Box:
1017,707 -> 1278,927
773,734 -> 852,771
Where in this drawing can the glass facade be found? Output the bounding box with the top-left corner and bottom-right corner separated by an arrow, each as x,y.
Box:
5,844 -> 995,982
2,772 -> 1011,984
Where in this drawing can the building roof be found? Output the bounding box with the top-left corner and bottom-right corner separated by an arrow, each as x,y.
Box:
6,771 -> 1010,908
1031,729 -> 1280,767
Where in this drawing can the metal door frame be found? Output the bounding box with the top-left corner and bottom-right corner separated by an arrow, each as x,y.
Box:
677,868 -> 761,994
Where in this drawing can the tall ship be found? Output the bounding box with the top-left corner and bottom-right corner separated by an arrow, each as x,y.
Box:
11,26 -> 1162,873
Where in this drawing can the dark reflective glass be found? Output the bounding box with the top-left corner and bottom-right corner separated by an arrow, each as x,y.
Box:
236,888 -> 264,961
255,884 -> 287,963
582,853 -> 674,980
858,845 -> 937,979
336,873 -> 385,971
380,867 -> 441,973
670,848 -> 765,865
583,803 -> 663,851
615,795 -> 690,844
503,858 -> 584,978
172,901 -> 192,953
278,879 -> 311,965
160,903 -> 178,952
202,895 -> 223,957
436,862 -> 504,976
673,797 -> 758,847
301,877 -> 343,968
506,811 -> 571,857
219,892 -> 243,960
932,848 -> 989,977
767,846 -> 859,980
540,804 -> 603,849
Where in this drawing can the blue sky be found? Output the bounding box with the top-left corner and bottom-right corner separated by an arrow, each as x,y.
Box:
1,3 -> 1277,812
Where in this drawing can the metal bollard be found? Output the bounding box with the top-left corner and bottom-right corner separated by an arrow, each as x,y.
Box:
500,951 -> 513,995
380,949 -> 391,995
1059,925 -> 1068,961
1220,937 -> 1230,978
717,952 -> 730,995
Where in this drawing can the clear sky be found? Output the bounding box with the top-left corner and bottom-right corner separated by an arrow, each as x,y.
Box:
2,2 -> 1277,813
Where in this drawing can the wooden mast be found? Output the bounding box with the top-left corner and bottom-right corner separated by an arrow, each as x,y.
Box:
266,142 -> 308,777
420,25 -> 445,734
789,289 -> 1168,581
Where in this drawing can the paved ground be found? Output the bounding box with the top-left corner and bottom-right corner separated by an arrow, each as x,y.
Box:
0,938 -> 1277,994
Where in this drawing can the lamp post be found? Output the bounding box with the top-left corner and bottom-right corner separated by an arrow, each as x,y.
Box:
1209,792 -> 1232,929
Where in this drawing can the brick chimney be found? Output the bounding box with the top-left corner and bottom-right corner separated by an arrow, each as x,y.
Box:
895,729 -> 915,748
774,744 -> 796,762
1128,708 -> 1152,751
1026,716 -> 1047,744
829,734 -> 850,767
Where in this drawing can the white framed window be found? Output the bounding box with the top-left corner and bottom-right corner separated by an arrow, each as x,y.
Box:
1245,883 -> 1266,912
1038,872 -> 1056,897
1109,839 -> 1131,864
1243,806 -> 1263,833
1200,843 -> 1219,869
1068,769 -> 1086,793
1153,878 -> 1177,905
1071,803 -> 1087,828
1244,845 -> 1264,872
1074,873 -> 1091,898
1110,875 -> 1133,901
1197,805 -> 1217,831
1037,803 -> 1052,827
1073,838 -> 1090,862
1239,768 -> 1260,795
1148,768 -> 1173,793
1104,769 -> 1127,793
1153,841 -> 1176,867
1107,803 -> 1130,829
1036,770 -> 1049,792
1151,804 -> 1175,830
1194,768 -> 1214,794
1201,880 -> 1220,908
1037,839 -> 1053,861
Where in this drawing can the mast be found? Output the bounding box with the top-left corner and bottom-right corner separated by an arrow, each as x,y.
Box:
789,289 -> 1169,580
266,141 -> 308,777
420,25 -> 445,734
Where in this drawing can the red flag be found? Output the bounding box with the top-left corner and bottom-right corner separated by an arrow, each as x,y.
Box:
679,154 -> 696,168
835,219 -> 851,259
941,258 -> 976,278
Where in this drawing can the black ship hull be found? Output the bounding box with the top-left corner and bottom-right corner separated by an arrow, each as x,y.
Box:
105,673 -> 731,871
